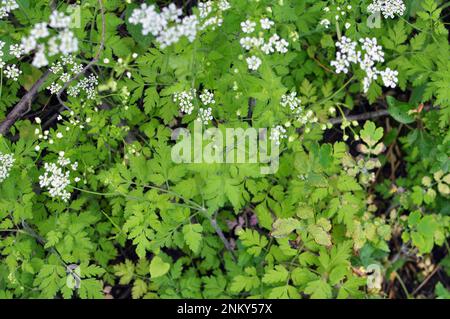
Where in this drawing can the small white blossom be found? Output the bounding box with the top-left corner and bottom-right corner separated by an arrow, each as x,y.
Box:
270,125 -> 287,146
367,0 -> 406,19
9,44 -> 24,58
197,107 -> 213,124
199,89 -> 215,105
260,18 -> 274,30
320,19 -> 331,28
241,19 -> 256,33
246,55 -> 261,71
380,67 -> 398,88
174,89 -> 196,115
3,64 -> 21,81
0,152 -> 15,183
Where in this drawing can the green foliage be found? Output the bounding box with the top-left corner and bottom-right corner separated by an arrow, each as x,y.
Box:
0,0 -> 448,300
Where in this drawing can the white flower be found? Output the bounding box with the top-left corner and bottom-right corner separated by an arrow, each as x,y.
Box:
57,30 -> 78,55
241,19 -> 256,33
39,161 -> 71,202
47,82 -> 62,94
9,44 -> 24,58
246,55 -> 262,71
331,52 -> 351,74
270,125 -> 287,146
174,89 -> 196,115
32,45 -> 48,68
199,89 -> 215,105
320,19 -> 331,28
281,92 -> 302,112
129,3 -> 205,48
218,0 -> 231,11
49,10 -> 72,29
260,18 -> 274,30
30,23 -> 50,39
0,0 -> 18,19
3,64 -> 21,81
197,107 -> 213,124
380,67 -> 398,88
367,0 -> 406,19
331,35 -> 398,93
199,1 -> 213,18
0,152 -> 15,183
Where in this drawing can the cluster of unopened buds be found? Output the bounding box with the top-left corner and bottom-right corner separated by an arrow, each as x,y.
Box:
319,5 -> 353,30
0,152 -> 15,183
174,88 -> 216,125
129,0 -> 230,49
280,91 -> 318,127
331,36 -> 398,93
239,17 -> 289,71
19,11 -> 78,68
39,151 -> 79,202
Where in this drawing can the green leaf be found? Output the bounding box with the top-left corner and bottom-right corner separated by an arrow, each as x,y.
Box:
182,224 -> 203,254
387,96 -> 416,124
305,279 -> 332,299
262,265 -> 289,284
271,218 -> 302,238
360,121 -> 384,147
149,256 -> 170,278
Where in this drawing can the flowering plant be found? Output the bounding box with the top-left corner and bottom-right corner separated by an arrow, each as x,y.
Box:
0,0 -> 449,300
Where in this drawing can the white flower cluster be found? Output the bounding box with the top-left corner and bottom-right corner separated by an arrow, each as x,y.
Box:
197,107 -> 213,124
239,18 -> 289,71
331,36 -> 398,93
280,92 -> 318,125
48,55 -> 98,100
199,89 -> 216,105
280,92 -> 302,113
20,11 -> 78,68
0,0 -> 18,19
39,151 -> 78,202
0,41 -> 22,81
270,125 -> 287,146
174,89 -> 197,115
3,64 -> 21,81
129,1 -> 230,49
367,0 -> 406,19
0,41 -> 4,69
0,152 -> 15,183
174,88 -> 217,124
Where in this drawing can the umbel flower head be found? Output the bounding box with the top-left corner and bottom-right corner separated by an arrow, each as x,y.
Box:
0,0 -> 19,19
331,36 -> 398,93
20,10 -> 78,68
39,152 -> 78,202
129,1 -> 231,48
0,152 -> 15,183
367,0 -> 406,19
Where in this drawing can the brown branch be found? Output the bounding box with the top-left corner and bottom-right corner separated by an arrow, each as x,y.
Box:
0,70 -> 51,135
209,212 -> 236,262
